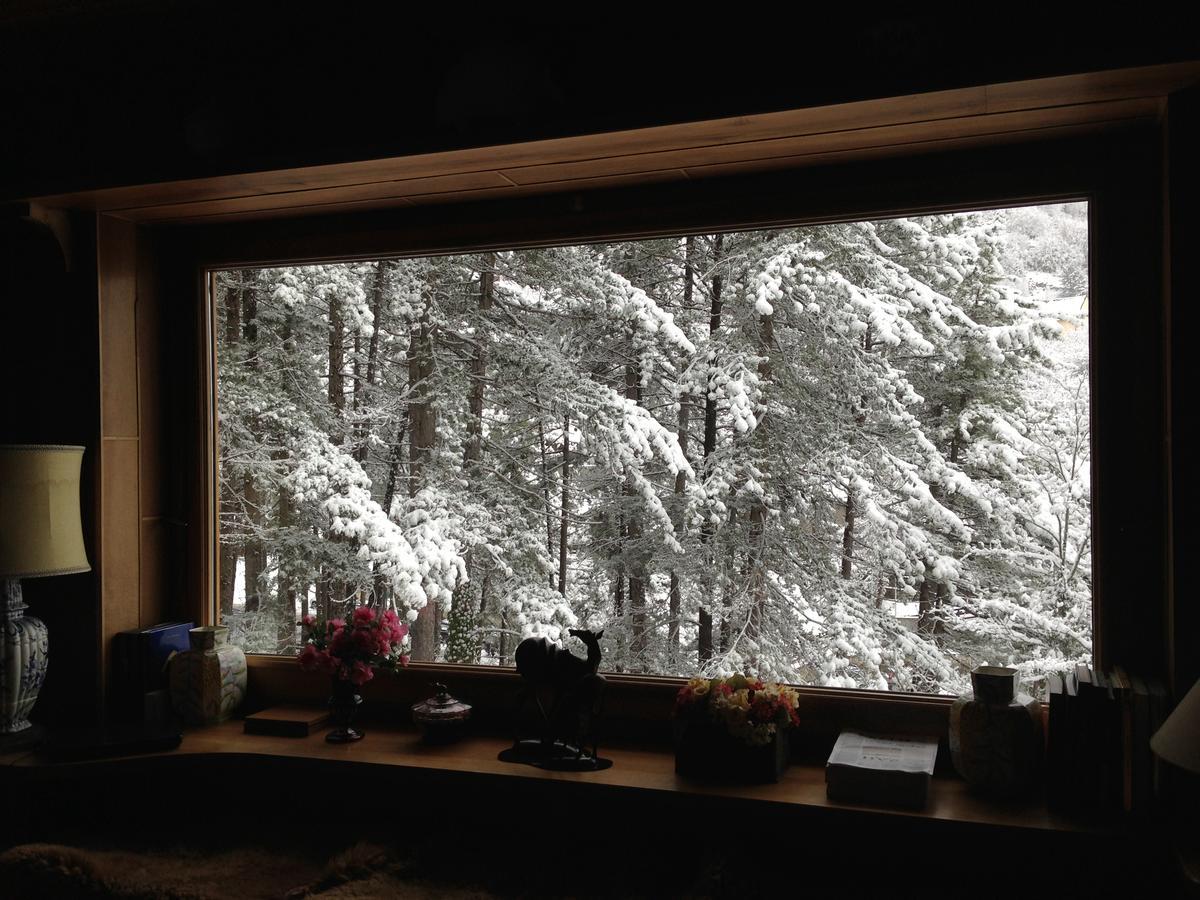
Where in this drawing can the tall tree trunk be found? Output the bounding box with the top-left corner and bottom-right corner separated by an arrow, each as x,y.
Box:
498,606 -> 510,668
464,254 -> 493,469
218,283 -> 242,618
625,362 -> 647,670
668,236 -> 693,668
747,505 -> 765,653
460,255 -> 495,621
219,541 -> 239,618
614,520 -> 625,620
277,480 -> 296,645
538,415 -> 556,588
317,559 -> 330,622
841,484 -> 856,579
934,582 -> 948,636
376,418 -> 409,607
746,305 -> 774,657
719,507 -> 736,654
558,412 -> 569,595
224,282 -> 242,347
407,295 -> 435,490
242,474 -> 265,612
917,576 -> 935,635
328,295 -> 344,443
275,311 -> 299,646
352,331 -> 361,410
382,421 -> 407,515
356,261 -> 390,462
698,233 -> 725,664
240,284 -> 266,615
408,290 -> 439,661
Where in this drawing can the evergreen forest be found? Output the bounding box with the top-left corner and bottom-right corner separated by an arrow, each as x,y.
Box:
216,202 -> 1091,694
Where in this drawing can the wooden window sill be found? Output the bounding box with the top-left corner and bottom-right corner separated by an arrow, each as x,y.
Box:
3,720 -> 1117,836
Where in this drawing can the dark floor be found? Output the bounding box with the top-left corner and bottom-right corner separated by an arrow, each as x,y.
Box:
0,751 -> 1189,899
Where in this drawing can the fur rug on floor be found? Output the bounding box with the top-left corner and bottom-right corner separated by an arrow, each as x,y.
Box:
0,841 -> 502,899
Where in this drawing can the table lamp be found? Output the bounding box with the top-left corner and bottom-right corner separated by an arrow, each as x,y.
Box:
1152,677 -> 1200,888
1153,677 -> 1200,775
0,445 -> 90,744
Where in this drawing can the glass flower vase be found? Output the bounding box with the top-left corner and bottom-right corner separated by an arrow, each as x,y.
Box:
326,677 -> 364,743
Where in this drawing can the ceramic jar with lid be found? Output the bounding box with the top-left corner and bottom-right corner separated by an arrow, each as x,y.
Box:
168,625 -> 247,726
411,683 -> 471,743
949,665 -> 1043,796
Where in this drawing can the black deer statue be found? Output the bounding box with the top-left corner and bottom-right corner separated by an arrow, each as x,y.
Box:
498,628 -> 611,771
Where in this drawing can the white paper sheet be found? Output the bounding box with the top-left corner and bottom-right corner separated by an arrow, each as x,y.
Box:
827,731 -> 938,774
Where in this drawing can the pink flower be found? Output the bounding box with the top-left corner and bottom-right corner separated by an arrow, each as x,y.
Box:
301,614 -> 317,627
328,618 -> 346,636
350,660 -> 374,686
392,622 -> 409,643
317,650 -> 337,675
352,628 -> 375,654
352,606 -> 376,625
330,629 -> 352,657
297,643 -> 320,671
399,655 -> 410,667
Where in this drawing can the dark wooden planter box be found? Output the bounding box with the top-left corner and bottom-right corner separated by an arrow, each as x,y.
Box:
673,718 -> 790,784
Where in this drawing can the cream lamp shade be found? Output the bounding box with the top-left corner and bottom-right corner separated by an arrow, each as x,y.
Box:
0,445 -> 91,578
1152,678 -> 1200,775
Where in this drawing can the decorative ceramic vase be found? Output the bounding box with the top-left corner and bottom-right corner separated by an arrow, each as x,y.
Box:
412,682 -> 472,743
0,580 -> 49,734
673,718 -> 790,784
168,625 -> 247,726
949,665 -> 1043,796
327,677 -> 364,743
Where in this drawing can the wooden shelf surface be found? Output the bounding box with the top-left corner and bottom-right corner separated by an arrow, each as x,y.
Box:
4,720 -> 1113,836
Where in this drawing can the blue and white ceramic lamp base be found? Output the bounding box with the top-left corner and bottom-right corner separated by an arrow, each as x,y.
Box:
1,578 -> 49,735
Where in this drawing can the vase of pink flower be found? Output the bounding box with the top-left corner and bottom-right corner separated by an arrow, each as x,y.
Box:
297,606 -> 410,743
673,674 -> 800,783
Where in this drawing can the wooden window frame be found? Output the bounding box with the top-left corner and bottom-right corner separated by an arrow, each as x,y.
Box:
156,126 -> 1167,746
57,63 -> 1192,735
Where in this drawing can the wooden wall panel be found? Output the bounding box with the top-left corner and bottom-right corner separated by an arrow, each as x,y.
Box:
98,439 -> 140,656
139,517 -> 167,628
97,214 -> 142,708
136,237 -> 164,521
97,217 -> 138,438
136,229 -> 171,629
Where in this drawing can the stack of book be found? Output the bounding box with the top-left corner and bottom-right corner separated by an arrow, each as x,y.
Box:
112,621 -> 195,724
1044,664 -> 1168,816
825,731 -> 940,810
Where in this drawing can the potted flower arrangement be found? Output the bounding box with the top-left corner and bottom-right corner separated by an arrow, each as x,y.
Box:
673,674 -> 800,783
296,606 -> 410,743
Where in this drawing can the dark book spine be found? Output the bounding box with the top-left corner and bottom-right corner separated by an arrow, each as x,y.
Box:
1045,673 -> 1067,810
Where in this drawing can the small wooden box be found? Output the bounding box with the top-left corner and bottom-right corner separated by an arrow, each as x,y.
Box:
673,719 -> 789,784
244,706 -> 330,738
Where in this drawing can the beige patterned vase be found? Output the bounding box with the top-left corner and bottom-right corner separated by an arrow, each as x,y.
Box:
1,580 -> 49,734
949,665 -> 1043,797
168,625 -> 247,726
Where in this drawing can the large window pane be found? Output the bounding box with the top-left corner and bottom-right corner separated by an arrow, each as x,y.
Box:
214,202 -> 1091,694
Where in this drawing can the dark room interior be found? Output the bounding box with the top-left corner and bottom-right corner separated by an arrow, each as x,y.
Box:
1,6 -> 1198,898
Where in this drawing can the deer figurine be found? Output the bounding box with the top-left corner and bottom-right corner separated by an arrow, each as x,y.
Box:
509,628 -> 607,768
